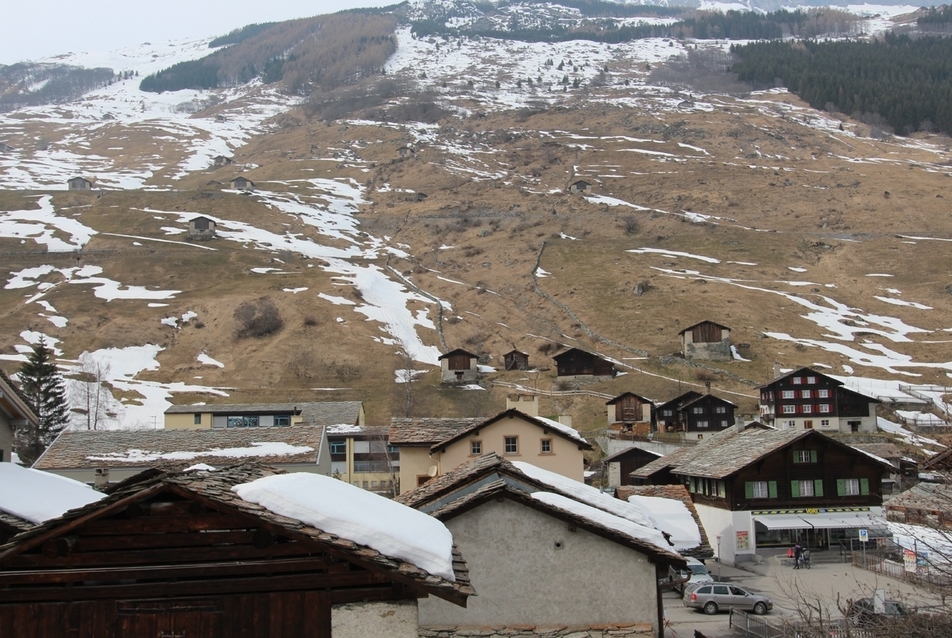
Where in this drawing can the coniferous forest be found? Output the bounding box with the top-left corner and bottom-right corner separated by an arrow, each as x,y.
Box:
731,34 -> 952,136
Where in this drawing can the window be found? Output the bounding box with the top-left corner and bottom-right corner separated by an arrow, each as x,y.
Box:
821,419 -> 830,427
781,390 -> 795,399
274,415 -> 291,427
804,420 -> 813,429
362,481 -> 369,489
801,390 -> 812,399
787,420 -> 796,428
692,407 -> 704,414
792,479 -> 824,498
504,436 -> 519,455
806,376 -> 817,384
387,445 -> 399,455
818,389 -> 830,398
715,406 -> 727,414
802,404 -> 813,413
193,414 -> 202,425
696,420 -> 709,428
792,376 -> 802,385
819,404 -> 831,413
794,450 -> 817,463
471,440 -> 482,455
541,439 -> 552,454
782,405 -> 796,414
663,410 -> 673,416
750,481 -> 769,498
837,478 -> 869,496
329,441 -> 347,455
720,420 -> 730,428
227,415 -> 258,428
371,480 -> 378,488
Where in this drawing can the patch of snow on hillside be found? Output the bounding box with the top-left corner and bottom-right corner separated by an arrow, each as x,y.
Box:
197,352 -> 224,368
0,195 -> 96,250
874,296 -> 932,310
629,247 -> 720,263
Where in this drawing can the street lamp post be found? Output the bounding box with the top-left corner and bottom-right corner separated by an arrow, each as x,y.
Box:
716,534 -> 722,582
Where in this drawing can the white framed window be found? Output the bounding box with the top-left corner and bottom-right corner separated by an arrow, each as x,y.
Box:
792,377 -> 802,385
751,481 -> 769,498
787,420 -> 796,427
802,404 -> 813,414
801,390 -> 812,399
696,420 -> 709,428
504,436 -> 519,454
782,405 -> 796,414
819,404 -> 831,413
798,480 -> 815,496
781,390 -> 795,399
541,439 -> 552,454
843,478 -> 860,495
818,389 -> 830,398
794,450 -> 815,463
720,420 -> 730,427
692,407 -> 704,414
471,440 -> 482,455
821,419 -> 830,426
715,406 -> 727,414
807,376 -> 817,384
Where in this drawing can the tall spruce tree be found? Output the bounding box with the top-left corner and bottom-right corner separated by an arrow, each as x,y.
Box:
16,338 -> 70,465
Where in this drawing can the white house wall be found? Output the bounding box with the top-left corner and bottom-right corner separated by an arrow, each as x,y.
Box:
332,601 -> 418,638
419,498 -> 657,632
693,503 -> 756,566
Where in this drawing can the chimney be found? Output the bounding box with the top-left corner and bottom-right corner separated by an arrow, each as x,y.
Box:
705,381 -> 711,394
94,468 -> 110,491
507,394 -> 539,417
558,415 -> 573,428
774,362 -> 781,379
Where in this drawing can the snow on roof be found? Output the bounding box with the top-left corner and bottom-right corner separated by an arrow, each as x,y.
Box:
626,494 -> 701,551
86,442 -> 314,463
325,423 -> 364,435
531,492 -> 672,552
512,461 -> 657,529
534,415 -> 586,444
234,473 -> 456,581
888,521 -> 952,565
0,462 -> 104,524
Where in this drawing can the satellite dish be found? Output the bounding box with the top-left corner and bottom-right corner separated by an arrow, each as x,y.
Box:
427,465 -> 438,477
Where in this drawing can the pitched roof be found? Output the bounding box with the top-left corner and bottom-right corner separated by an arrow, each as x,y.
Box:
439,349 -> 477,360
165,401 -> 362,426
0,367 -> 38,426
629,443 -> 700,479
615,484 -> 713,559
678,320 -> 731,335
430,408 -> 592,452
606,391 -> 654,406
602,445 -> 662,464
389,417 -> 483,446
679,393 -> 738,410
397,454 -> 685,568
552,347 -> 605,361
33,425 -> 327,470
655,390 -> 704,412
757,366 -> 841,390
0,463 -> 474,606
887,483 -> 952,514
326,424 -> 389,438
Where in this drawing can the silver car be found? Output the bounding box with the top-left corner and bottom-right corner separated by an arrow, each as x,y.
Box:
683,583 -> 773,615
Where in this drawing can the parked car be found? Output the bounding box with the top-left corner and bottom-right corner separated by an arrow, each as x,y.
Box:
684,584 -> 773,615
669,557 -> 713,595
847,597 -> 912,626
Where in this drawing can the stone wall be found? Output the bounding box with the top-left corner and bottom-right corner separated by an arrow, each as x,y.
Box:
420,623 -> 653,638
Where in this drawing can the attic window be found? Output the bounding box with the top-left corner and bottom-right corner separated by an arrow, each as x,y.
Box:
471,440 -> 482,455
193,413 -> 201,425
504,436 -> 519,455
540,439 -> 552,454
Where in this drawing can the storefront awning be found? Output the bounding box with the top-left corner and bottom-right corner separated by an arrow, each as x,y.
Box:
754,511 -> 886,531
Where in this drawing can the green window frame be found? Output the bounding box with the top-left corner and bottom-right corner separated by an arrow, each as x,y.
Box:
837,478 -> 870,496
744,481 -> 777,499
791,479 -> 824,498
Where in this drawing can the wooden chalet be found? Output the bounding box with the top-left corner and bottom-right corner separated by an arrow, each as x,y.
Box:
67,176 -> 93,190
0,464 -> 473,637
603,446 -> 662,487
438,348 -> 478,383
212,155 -> 233,166
187,215 -> 216,241
553,348 -> 616,379
679,320 -> 731,362
606,392 -> 653,436
653,390 -> 736,440
230,176 -> 255,192
758,367 -> 880,433
631,428 -> 892,564
569,180 -> 590,193
502,349 -> 529,371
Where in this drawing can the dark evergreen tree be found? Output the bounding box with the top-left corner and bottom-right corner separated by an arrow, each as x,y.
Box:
16,339 -> 70,465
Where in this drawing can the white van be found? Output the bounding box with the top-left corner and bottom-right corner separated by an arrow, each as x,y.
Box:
669,557 -> 713,595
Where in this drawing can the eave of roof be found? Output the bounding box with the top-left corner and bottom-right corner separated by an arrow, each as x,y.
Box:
429,408 -> 591,453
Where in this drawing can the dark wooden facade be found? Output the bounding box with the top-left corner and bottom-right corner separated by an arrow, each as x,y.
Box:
440,349 -> 476,372
604,447 -> 662,487
607,392 -> 652,426
503,350 -> 529,371
230,177 -> 255,191
680,321 -> 729,343
653,391 -> 735,434
0,466 -> 470,638
682,433 -> 885,512
553,348 -> 616,378
758,367 -> 878,427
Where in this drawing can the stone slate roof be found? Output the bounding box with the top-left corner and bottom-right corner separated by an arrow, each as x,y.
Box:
0,510 -> 32,534
677,320 -> 731,335
33,425 -> 326,470
850,443 -> 904,462
602,445 -> 662,464
616,484 -> 713,559
326,424 -> 389,438
0,463 -> 473,605
389,417 -> 483,446
629,443 -> 701,479
886,482 -> 952,514
432,408 -> 592,452
397,453 -> 685,568
166,401 -> 362,426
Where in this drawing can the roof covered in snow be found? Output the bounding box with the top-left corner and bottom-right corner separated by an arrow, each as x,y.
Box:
616,484 -> 711,559
0,462 -> 474,605
32,425 -> 327,469
165,400 -> 363,427
0,463 -> 105,525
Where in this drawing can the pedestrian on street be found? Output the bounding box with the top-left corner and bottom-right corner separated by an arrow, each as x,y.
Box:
793,542 -> 803,569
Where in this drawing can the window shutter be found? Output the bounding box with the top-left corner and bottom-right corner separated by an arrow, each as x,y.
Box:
810,450 -> 818,463
815,479 -> 824,497
745,481 -> 753,499
791,481 -> 800,498
860,478 -> 869,495
768,481 -> 778,498
690,477 -> 696,492
837,479 -> 846,496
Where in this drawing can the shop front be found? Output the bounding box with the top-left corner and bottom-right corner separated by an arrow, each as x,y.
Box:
753,507 -> 888,550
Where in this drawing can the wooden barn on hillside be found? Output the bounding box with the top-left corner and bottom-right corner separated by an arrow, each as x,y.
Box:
503,349 -> 529,371
679,320 -> 731,361
439,349 -> 478,383
0,464 -> 473,638
553,348 -> 616,379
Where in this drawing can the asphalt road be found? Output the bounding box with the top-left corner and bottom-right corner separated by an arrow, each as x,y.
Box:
662,553 -> 947,638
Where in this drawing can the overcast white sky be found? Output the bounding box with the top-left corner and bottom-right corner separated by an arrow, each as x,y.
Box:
3,0 -> 395,65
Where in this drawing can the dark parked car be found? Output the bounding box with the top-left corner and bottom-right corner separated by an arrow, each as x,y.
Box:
848,597 -> 912,626
684,584 -> 773,615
